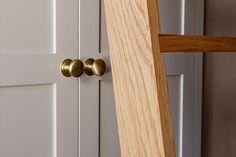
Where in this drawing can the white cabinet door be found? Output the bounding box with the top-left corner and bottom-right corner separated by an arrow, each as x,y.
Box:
99,0 -> 204,157
0,0 -> 80,156
0,0 -> 203,157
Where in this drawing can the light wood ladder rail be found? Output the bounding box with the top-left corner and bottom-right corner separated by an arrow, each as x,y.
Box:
103,0 -> 236,157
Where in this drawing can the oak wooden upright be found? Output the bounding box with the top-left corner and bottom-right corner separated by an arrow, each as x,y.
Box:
104,0 -> 236,156
104,0 -> 176,156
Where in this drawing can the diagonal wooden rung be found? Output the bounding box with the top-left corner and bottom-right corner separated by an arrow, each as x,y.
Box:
159,34 -> 236,52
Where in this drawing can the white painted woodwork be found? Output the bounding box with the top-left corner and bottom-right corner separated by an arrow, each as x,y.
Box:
99,0 -> 204,157
78,0 -> 100,156
1,0 -> 53,54
0,0 -> 100,156
99,2 -> 120,157
0,0 -> 78,157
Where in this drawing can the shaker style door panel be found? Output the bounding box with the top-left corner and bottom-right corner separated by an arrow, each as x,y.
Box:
0,0 -> 80,156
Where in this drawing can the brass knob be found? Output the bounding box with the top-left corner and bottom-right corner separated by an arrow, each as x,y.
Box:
60,59 -> 84,77
84,58 -> 106,76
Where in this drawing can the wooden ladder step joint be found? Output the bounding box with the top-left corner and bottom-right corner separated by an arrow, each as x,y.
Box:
159,34 -> 236,52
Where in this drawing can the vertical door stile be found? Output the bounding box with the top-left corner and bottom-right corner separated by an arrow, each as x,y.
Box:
79,0 -> 100,156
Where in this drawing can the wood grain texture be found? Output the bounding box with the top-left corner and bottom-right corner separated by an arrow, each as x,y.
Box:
159,34 -> 236,52
104,0 -> 176,157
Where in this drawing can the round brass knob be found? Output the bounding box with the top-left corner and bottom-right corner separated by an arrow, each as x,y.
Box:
84,58 -> 106,76
60,59 -> 84,77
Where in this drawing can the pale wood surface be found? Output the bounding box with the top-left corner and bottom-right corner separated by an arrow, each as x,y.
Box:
104,0 -> 176,156
159,34 -> 236,52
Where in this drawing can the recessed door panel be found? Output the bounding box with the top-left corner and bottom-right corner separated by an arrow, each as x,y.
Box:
159,0 -> 182,34
0,0 -> 54,54
0,85 -> 55,157
0,0 -> 79,156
